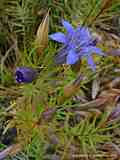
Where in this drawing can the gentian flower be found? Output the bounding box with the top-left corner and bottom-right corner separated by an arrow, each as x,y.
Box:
15,67 -> 38,83
49,20 -> 104,71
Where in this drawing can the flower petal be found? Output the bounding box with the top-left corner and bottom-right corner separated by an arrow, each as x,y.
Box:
49,32 -> 66,43
108,105 -> 120,121
81,46 -> 104,57
67,50 -> 79,64
73,27 -> 92,47
87,56 -> 96,71
80,27 -> 91,39
54,46 -> 68,64
62,19 -> 74,33
90,46 -> 104,56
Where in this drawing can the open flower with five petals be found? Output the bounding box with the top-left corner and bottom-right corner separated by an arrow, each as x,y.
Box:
49,20 -> 104,71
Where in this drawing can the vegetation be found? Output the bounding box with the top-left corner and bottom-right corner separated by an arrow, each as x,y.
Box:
0,0 -> 120,159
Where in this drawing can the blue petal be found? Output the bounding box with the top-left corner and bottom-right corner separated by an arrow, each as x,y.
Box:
89,46 -> 104,56
55,46 -> 68,64
87,56 -> 96,71
49,32 -> 66,43
80,27 -> 91,38
76,27 -> 91,43
67,50 -> 79,64
62,19 -> 74,33
81,46 -> 104,57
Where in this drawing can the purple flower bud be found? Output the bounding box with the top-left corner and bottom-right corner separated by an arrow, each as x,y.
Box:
108,104 -> 120,121
15,67 -> 38,83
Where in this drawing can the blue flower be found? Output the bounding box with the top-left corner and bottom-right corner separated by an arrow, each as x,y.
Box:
49,20 -> 104,71
15,67 -> 38,83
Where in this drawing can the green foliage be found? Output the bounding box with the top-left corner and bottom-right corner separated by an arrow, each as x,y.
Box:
0,0 -> 120,159
7,135 -> 45,160
25,134 -> 45,160
0,70 -> 14,85
64,0 -> 120,27
64,113 -> 112,153
0,0 -> 41,48
0,0 -> 66,50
